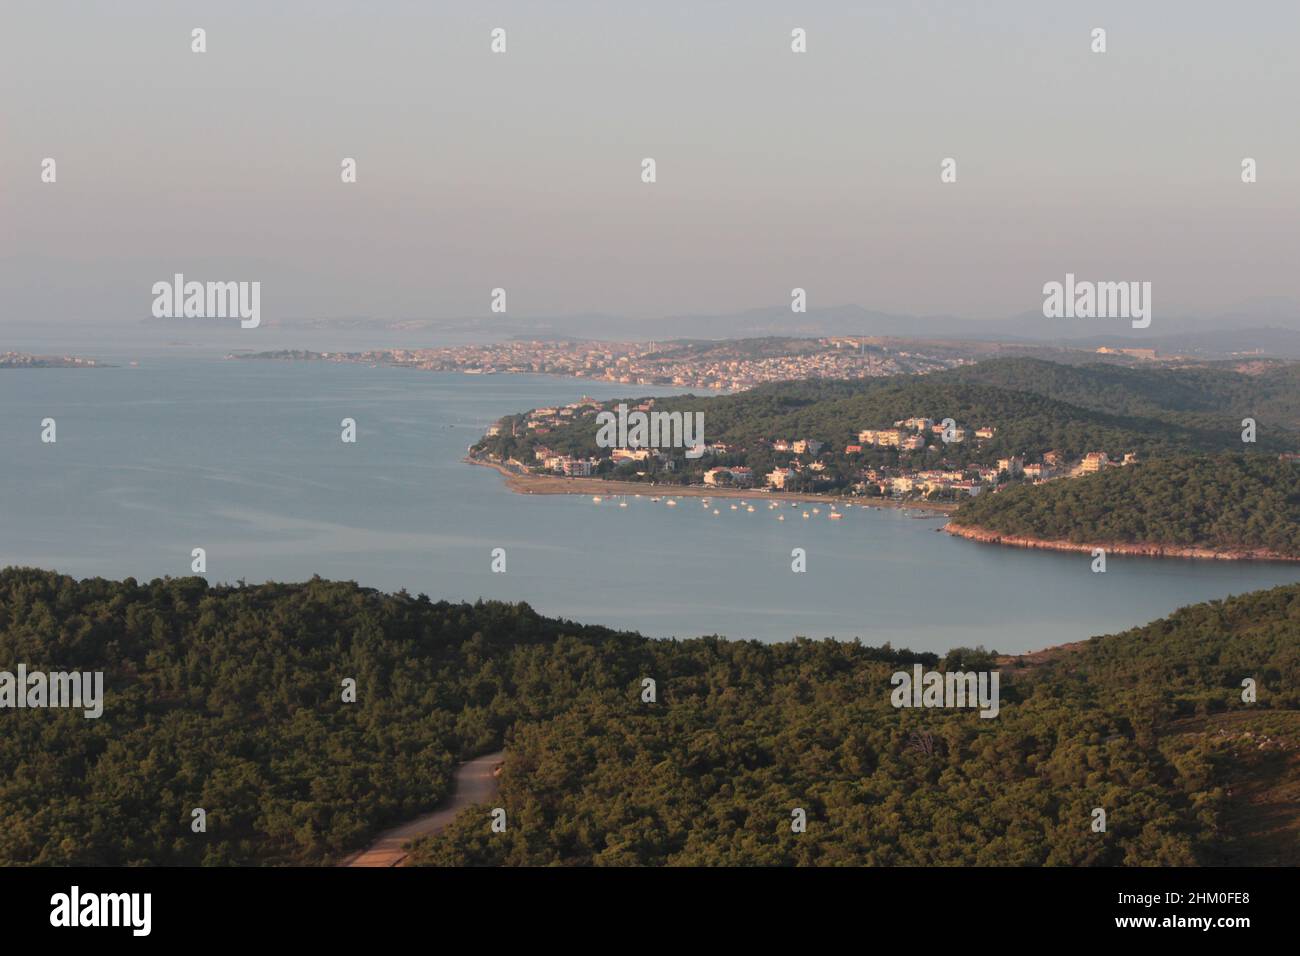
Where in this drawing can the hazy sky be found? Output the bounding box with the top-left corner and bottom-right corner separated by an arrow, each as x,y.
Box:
3,0 -> 1298,328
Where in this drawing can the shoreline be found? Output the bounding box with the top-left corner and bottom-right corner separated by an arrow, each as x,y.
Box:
944,522 -> 1300,563
466,458 -> 1296,562
464,457 -> 957,513
228,354 -> 730,395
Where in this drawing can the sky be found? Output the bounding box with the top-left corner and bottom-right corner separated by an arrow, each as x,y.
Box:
2,0 -> 1299,331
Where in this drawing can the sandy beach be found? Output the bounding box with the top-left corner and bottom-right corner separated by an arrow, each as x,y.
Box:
464,457 -> 958,513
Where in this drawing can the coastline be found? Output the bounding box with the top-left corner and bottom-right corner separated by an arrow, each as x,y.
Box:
464,456 -> 957,513
944,522 -> 1300,563
227,353 -> 732,395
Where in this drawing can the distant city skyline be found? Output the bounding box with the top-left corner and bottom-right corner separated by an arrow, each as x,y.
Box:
4,0 -> 1298,329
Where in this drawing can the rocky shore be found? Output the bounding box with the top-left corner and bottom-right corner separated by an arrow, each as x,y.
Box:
944,522 -> 1300,562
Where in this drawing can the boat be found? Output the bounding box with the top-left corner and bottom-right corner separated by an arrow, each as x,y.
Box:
746,505 -> 755,512
592,496 -> 602,503
829,512 -> 843,520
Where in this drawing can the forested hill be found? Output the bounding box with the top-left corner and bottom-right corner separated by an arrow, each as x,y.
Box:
948,357 -> 1300,434
950,455 -> 1300,558
475,358 -> 1300,481
0,569 -> 930,866
665,376 -> 1278,459
2,569 -> 1297,866
408,581 -> 1300,866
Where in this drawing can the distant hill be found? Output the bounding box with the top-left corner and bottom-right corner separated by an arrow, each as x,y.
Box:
624,303 -> 1300,354
1068,327 -> 1300,360
272,300 -> 1300,358
686,374 -> 1291,459
949,358 -> 1300,434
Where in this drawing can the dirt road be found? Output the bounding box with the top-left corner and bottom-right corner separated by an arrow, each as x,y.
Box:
341,751 -> 505,867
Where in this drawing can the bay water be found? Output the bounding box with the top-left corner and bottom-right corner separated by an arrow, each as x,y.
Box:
3,358 -> 1297,653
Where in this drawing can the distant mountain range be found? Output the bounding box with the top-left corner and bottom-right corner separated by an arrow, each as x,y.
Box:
275,298 -> 1300,358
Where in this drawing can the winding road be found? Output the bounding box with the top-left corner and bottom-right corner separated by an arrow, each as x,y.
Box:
341,750 -> 505,867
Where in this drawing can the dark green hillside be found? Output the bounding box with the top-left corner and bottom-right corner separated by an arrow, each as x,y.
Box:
409,583 -> 1300,866
951,455 -> 1300,557
701,378 -> 1260,460
949,358 -> 1300,435
0,570 -> 626,865
4,569 -> 1296,867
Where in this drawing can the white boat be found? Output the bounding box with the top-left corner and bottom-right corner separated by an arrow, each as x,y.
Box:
592,496 -> 602,503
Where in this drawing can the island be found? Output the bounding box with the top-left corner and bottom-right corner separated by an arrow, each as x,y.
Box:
0,351 -> 102,368
466,358 -> 1300,550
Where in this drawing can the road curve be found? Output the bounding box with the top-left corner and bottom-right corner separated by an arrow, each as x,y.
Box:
341,750 -> 505,867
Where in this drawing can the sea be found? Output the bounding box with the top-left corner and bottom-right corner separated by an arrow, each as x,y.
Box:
3,328 -> 1298,653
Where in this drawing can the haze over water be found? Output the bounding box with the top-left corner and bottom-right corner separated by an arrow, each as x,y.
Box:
4,358 -> 1297,653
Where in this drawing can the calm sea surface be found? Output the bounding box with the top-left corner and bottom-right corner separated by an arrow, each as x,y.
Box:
4,358 -> 1298,653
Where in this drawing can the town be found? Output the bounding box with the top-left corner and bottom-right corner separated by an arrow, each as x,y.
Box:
233,337 -> 988,392
0,351 -> 101,368
473,398 -> 1142,504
